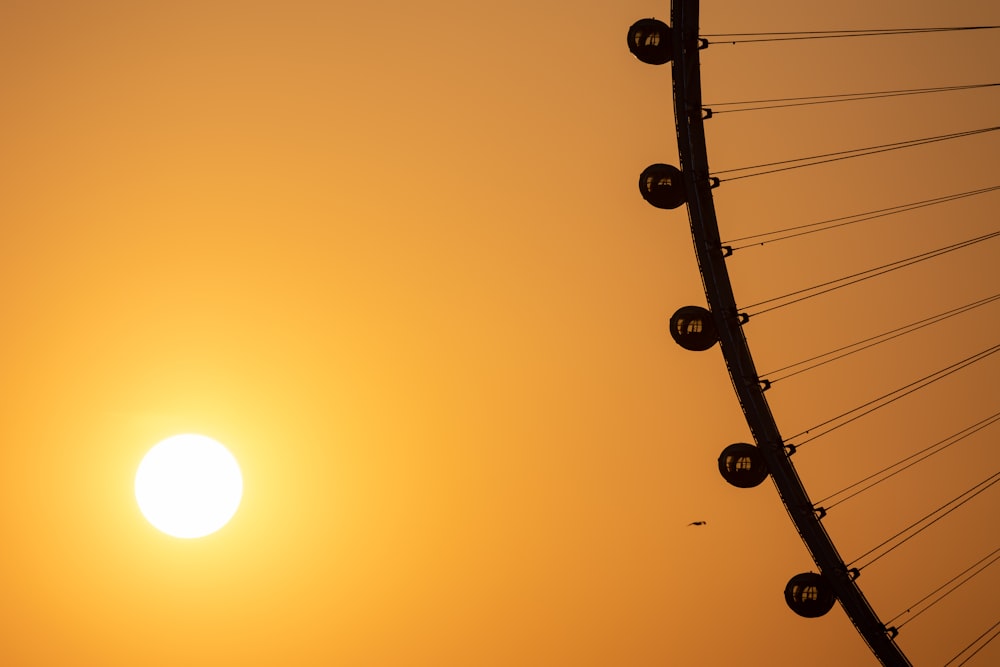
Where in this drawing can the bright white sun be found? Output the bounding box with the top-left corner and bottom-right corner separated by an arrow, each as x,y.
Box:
135,434 -> 243,539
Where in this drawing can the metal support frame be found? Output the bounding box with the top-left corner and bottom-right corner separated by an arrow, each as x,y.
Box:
669,1 -> 911,664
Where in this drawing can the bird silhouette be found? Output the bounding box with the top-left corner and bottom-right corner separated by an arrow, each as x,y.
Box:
687,521 -> 707,526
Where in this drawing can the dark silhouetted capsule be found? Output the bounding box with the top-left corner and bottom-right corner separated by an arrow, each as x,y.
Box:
785,572 -> 836,618
627,18 -> 673,65
639,163 -> 686,209
718,443 -> 769,488
669,306 -> 717,351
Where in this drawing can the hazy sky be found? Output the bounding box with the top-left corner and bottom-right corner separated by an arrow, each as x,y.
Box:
1,1 -> 997,665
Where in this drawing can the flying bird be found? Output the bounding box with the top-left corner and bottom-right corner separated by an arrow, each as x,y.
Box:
687,521 -> 707,526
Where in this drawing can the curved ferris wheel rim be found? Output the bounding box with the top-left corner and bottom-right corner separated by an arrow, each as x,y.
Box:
666,1 -> 912,665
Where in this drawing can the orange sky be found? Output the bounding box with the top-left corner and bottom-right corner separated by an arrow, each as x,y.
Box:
1,1 -> 997,665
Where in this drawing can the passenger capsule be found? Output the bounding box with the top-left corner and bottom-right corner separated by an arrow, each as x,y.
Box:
639,163 -> 686,210
718,443 -> 769,488
669,305 -> 717,351
627,18 -> 673,65
784,572 -> 836,618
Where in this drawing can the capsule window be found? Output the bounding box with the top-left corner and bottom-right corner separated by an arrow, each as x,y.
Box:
627,19 -> 673,65
785,572 -> 836,618
718,443 -> 769,488
639,164 -> 686,210
640,32 -> 661,48
669,305 -> 717,351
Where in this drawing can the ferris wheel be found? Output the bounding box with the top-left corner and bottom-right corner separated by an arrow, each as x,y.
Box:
626,2 -> 999,665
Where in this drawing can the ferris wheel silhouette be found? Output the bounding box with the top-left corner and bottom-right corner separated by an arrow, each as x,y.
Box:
627,2 -> 999,665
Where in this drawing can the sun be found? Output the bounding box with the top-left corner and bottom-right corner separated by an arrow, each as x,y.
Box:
135,434 -> 243,539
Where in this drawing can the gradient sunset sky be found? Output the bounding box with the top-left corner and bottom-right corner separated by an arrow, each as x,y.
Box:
1,1 -> 997,665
